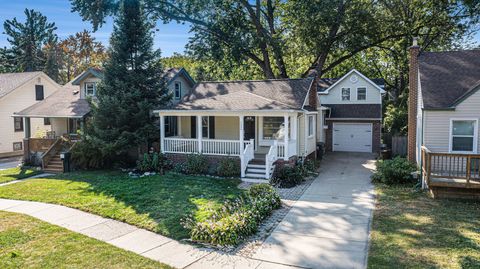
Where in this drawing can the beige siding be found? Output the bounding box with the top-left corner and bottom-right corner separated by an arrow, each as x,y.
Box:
167,76 -> 193,105
179,116 -> 191,137
306,114 -> 317,155
214,116 -> 239,139
0,74 -> 60,153
50,118 -> 68,136
319,72 -> 382,105
299,115 -> 305,154
423,89 -> 480,153
79,76 -> 102,99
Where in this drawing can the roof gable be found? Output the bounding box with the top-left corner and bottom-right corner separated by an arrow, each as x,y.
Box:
0,71 -> 45,100
164,68 -> 196,87
71,68 -> 104,85
318,69 -> 385,94
419,50 -> 480,109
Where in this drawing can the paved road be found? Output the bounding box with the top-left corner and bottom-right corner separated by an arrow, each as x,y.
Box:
0,156 -> 22,170
252,153 -> 376,269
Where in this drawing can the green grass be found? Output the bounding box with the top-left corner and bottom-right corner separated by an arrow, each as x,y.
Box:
0,211 -> 171,269
0,171 -> 243,239
0,167 -> 41,184
368,184 -> 480,269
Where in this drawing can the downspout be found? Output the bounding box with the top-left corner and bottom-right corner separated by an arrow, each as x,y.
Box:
420,108 -> 425,189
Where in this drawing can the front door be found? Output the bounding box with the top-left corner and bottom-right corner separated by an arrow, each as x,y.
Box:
244,116 -> 256,140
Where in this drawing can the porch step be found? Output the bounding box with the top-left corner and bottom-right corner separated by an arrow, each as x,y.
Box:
43,167 -> 63,173
241,177 -> 269,183
46,164 -> 63,170
247,164 -> 266,169
249,159 -> 266,165
247,168 -> 265,173
245,173 -> 266,179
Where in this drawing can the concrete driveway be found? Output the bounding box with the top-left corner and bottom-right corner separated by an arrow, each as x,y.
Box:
0,156 -> 22,170
252,153 -> 376,269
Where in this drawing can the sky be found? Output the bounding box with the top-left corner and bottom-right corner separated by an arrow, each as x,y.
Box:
0,0 -> 192,57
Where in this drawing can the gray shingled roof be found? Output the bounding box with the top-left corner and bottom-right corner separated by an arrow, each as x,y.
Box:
15,85 -> 91,118
317,78 -> 385,92
419,50 -> 480,109
173,78 -> 313,111
324,104 -> 382,118
0,72 -> 43,99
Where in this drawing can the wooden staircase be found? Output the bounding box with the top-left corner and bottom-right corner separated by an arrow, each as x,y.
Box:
41,137 -> 76,173
43,154 -> 63,173
243,153 -> 273,182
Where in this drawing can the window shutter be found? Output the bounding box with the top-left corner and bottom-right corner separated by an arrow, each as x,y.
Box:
209,116 -> 215,139
190,116 -> 197,138
35,85 -> 44,100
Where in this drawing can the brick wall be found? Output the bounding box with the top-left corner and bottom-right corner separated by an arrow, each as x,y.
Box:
165,153 -> 240,171
325,120 -> 381,153
407,40 -> 420,163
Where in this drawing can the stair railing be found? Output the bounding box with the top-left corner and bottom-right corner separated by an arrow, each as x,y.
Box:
265,140 -> 278,179
41,137 -> 63,170
240,139 -> 255,177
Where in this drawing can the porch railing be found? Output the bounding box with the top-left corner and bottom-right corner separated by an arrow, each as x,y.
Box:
240,140 -> 255,177
277,139 -> 297,160
421,146 -> 480,187
163,137 -> 253,156
265,141 -> 278,179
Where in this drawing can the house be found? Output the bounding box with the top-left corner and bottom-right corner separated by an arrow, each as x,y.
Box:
408,39 -> 480,198
317,69 -> 385,153
0,72 -> 62,157
15,67 -> 195,172
154,77 -> 319,182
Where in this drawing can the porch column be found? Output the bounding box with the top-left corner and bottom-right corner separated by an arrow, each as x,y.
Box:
177,116 -> 182,136
239,116 -> 244,153
197,115 -> 202,153
24,117 -> 31,138
292,115 -> 298,155
159,115 -> 165,153
284,114 -> 289,160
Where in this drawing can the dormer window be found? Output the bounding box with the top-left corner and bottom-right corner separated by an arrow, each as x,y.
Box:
85,82 -> 96,97
341,88 -> 350,101
357,87 -> 367,100
174,82 -> 181,100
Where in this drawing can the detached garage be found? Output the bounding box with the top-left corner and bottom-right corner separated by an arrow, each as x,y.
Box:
333,123 -> 372,153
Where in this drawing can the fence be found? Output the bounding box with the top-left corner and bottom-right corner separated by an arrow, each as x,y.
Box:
391,136 -> 407,157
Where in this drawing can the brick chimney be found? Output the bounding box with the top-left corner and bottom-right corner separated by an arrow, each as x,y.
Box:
307,70 -> 319,110
407,38 -> 420,163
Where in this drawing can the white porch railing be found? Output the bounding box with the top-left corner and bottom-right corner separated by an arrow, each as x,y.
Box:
240,140 -> 255,177
163,137 -> 253,156
265,141 -> 278,179
277,139 -> 296,159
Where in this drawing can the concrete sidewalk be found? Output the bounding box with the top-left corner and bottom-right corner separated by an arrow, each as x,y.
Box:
252,153 -> 376,269
0,198 -> 302,269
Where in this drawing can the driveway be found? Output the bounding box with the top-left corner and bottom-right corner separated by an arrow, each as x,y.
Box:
0,156 -> 22,170
252,153 -> 376,269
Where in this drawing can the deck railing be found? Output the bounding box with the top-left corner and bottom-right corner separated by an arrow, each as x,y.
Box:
240,140 -> 255,177
163,137 -> 253,156
265,141 -> 278,179
421,146 -> 480,187
277,140 -> 297,159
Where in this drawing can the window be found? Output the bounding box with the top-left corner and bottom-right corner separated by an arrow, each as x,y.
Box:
44,118 -> 51,125
174,82 -> 181,100
14,117 -> 23,132
341,88 -> 350,101
357,87 -> 366,100
85,82 -> 96,96
13,142 -> 22,151
35,85 -> 44,100
263,117 -> 285,140
450,120 -> 477,152
308,115 -> 314,137
202,116 -> 209,138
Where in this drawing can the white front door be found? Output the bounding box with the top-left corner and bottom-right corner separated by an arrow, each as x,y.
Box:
333,123 -> 372,152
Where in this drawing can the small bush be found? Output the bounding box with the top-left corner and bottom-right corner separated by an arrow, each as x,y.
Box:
216,158 -> 240,177
270,165 -> 304,188
71,140 -> 105,169
184,153 -> 209,175
185,184 -> 281,246
372,157 -> 417,184
137,152 -> 170,173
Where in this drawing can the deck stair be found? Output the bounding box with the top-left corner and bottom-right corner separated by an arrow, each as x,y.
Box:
242,154 -> 273,182
42,137 -> 76,173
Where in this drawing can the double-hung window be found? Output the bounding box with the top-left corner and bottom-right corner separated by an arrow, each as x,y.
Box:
85,82 -> 96,97
174,82 -> 181,100
308,115 -> 314,137
202,116 -> 209,138
263,117 -> 285,140
341,88 -> 350,101
35,85 -> 44,100
14,117 -> 23,132
450,119 -> 478,153
357,87 -> 366,100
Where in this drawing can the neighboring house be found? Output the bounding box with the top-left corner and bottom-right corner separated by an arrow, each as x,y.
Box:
155,78 -> 319,182
0,72 -> 61,157
317,69 -> 385,153
15,67 -> 194,171
408,40 -> 480,198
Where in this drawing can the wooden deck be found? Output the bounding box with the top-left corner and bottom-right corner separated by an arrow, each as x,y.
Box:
421,147 -> 480,199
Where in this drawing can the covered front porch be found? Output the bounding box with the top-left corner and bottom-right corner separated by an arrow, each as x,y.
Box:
157,111 -> 312,180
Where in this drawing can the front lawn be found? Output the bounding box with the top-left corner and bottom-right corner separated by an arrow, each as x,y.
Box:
0,167 -> 41,184
0,211 -> 171,268
0,171 -> 243,239
368,184 -> 480,268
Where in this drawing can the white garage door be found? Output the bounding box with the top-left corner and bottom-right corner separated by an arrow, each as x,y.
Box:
333,123 -> 372,152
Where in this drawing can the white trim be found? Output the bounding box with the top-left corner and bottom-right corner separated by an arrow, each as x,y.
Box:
307,115 -> 314,138
84,82 -> 96,97
325,118 -> 382,121
301,78 -> 316,109
448,118 -> 478,154
321,69 -> 386,94
357,87 -> 367,101
155,109 -> 301,115
332,122 -> 373,153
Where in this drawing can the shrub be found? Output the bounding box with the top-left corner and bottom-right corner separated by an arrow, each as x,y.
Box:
71,140 -> 105,169
184,153 -> 209,175
137,152 -> 170,173
270,165 -> 304,188
216,158 -> 240,177
372,157 -> 417,184
185,184 -> 281,246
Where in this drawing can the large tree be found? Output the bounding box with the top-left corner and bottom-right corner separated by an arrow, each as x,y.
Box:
71,0 -> 479,79
3,9 -> 57,72
0,47 -> 16,73
59,30 -> 107,82
88,0 -> 169,163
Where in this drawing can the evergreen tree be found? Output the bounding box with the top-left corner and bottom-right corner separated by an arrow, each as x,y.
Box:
0,47 -> 16,73
43,37 -> 62,82
3,9 -> 57,72
90,0 -> 169,164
